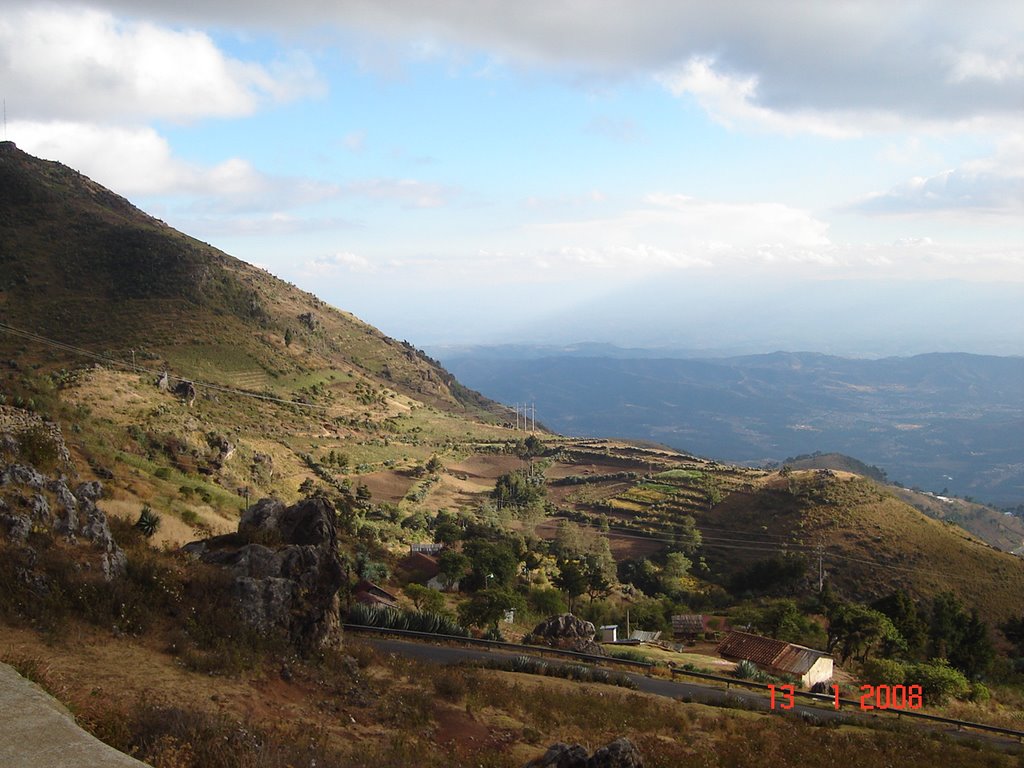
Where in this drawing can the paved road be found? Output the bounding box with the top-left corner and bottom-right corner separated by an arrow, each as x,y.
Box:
364,636 -> 1024,753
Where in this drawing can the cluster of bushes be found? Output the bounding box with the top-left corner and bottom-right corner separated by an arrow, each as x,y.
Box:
860,657 -> 982,705
347,602 -> 468,638
480,655 -> 638,690
549,471 -> 639,487
731,659 -> 793,686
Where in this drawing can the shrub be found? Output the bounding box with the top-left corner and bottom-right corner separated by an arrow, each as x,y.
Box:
15,425 -> 61,472
135,505 -> 161,538
432,670 -> 467,702
861,657 -> 906,686
905,659 -> 970,705
969,682 -> 991,703
732,660 -> 759,680
347,603 -> 469,637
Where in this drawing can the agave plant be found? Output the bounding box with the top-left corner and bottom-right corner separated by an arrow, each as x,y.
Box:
732,659 -> 759,680
135,505 -> 161,538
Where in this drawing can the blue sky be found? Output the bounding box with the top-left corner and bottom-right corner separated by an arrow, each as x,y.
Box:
5,1 -> 1023,351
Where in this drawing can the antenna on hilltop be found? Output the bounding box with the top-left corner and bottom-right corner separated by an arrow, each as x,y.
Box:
3,99 -> 6,141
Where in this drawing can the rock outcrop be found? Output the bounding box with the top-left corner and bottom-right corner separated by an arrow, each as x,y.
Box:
0,464 -> 126,580
524,738 -> 643,768
182,496 -> 345,654
525,614 -> 605,656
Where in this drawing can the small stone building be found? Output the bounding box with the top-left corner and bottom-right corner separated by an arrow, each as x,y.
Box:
718,631 -> 833,689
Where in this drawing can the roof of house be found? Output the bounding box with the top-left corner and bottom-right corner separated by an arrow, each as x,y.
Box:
628,629 -> 662,643
717,631 -> 831,676
353,580 -> 399,603
401,552 -> 441,580
672,614 -> 706,634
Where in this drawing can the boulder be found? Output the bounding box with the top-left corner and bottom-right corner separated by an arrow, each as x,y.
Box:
525,739 -> 643,768
183,495 -> 345,654
526,613 -> 605,655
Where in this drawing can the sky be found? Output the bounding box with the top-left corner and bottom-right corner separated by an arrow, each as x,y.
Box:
4,1 -> 1024,353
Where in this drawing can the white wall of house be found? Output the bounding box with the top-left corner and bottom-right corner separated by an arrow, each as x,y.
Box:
800,657 -> 834,689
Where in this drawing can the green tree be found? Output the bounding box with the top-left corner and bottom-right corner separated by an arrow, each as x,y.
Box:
950,610 -> 993,680
406,583 -> 445,613
457,588 -> 525,631
527,587 -> 567,617
905,659 -> 970,704
492,470 -> 545,510
583,552 -> 616,604
659,552 -> 692,596
437,550 -> 471,591
827,602 -> 904,663
669,515 -> 702,556
872,590 -> 927,659
554,558 -> 587,613
462,539 -> 520,592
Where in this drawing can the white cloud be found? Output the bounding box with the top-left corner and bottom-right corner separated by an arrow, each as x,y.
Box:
13,120 -> 339,212
853,139 -> 1024,215
656,56 -> 862,138
306,251 -> 376,274
540,193 -> 832,256
948,49 -> 1024,83
65,1 -> 1024,126
341,178 -> 453,208
0,5 -> 323,123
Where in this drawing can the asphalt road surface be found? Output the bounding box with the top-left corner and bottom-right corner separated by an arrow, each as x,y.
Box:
363,635 -> 1024,753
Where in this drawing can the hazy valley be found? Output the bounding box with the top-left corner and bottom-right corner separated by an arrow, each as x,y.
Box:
438,346 -> 1024,508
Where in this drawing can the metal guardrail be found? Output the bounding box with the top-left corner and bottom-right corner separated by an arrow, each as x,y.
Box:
343,623 -> 654,670
668,667 -> 1024,741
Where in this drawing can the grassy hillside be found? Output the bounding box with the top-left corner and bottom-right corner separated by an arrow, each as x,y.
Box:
540,452 -> 1024,626
0,141 -> 497,418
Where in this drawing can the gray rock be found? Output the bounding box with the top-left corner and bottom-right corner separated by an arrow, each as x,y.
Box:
238,498 -> 286,539
528,741 -> 638,768
1,512 -> 30,543
28,494 -> 50,522
525,743 -> 589,768
184,495 -> 345,654
1,464 -> 46,489
588,739 -> 644,768
47,480 -> 78,537
527,614 -> 603,654
524,739 -> 643,768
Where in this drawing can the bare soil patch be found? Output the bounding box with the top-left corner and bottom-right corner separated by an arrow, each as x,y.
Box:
359,470 -> 415,503
448,454 -> 526,482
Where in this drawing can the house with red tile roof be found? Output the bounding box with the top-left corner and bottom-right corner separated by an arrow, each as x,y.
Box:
718,631 -> 833,689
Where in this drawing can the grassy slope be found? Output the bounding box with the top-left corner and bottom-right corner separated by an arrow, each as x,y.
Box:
543,453 -> 1024,626
0,142 -> 498,418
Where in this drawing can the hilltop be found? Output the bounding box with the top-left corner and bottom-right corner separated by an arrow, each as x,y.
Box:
0,140 -> 496,418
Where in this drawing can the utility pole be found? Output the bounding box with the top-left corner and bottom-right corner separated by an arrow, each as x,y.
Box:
817,546 -> 825,592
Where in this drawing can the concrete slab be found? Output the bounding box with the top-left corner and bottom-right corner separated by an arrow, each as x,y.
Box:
0,663 -> 151,768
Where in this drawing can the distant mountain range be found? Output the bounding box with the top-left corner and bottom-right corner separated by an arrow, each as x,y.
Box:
437,346 -> 1024,506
